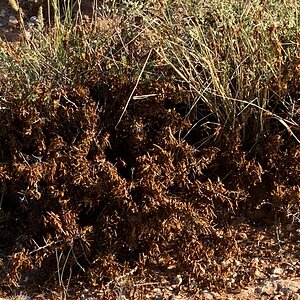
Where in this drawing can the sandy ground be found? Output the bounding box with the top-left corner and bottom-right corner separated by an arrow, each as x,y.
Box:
1,277 -> 300,300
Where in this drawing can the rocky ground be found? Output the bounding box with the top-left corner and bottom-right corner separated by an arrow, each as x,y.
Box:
1,276 -> 300,300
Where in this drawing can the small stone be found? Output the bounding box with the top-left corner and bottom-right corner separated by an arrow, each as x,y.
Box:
262,281 -> 277,295
201,292 -> 214,300
255,269 -> 265,278
210,292 -> 221,299
8,15 -> 18,26
29,16 -> 38,24
272,268 -> 284,275
27,22 -> 35,27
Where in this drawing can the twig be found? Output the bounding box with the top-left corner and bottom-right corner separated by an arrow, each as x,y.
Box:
29,239 -> 62,255
115,49 -> 153,128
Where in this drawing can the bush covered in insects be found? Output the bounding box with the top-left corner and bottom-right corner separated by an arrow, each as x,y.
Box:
0,0 -> 299,298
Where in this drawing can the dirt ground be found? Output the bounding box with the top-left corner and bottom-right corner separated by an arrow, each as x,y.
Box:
0,0 -> 94,41
1,277 -> 300,299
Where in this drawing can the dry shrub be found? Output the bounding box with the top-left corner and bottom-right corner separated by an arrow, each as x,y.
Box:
0,77 -> 238,292
0,1 -> 299,297
0,54 -> 299,297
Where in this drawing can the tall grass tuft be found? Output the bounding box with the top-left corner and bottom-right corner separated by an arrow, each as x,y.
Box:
144,0 -> 300,144
0,0 -> 299,146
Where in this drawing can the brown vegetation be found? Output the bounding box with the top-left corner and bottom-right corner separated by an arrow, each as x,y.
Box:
0,0 -> 299,299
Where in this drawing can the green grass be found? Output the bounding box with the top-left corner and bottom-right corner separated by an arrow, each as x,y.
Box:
1,0 -> 299,146
145,0 -> 300,142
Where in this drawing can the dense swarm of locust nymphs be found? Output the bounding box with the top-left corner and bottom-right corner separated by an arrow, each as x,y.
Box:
0,0 -> 299,298
1,73 -> 298,294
